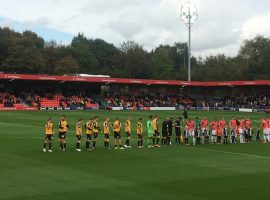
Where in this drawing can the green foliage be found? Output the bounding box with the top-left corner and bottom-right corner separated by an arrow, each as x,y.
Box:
110,41 -> 152,78
0,27 -> 270,80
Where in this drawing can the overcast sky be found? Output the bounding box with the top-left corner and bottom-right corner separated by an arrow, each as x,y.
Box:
0,0 -> 270,57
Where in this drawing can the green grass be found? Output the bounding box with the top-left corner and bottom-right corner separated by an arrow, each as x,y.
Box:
0,110 -> 270,200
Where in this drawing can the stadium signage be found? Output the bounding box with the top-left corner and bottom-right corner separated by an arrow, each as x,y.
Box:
1,73 -> 270,87
180,81 -> 191,85
38,77 -> 57,80
150,107 -> 176,111
218,82 -> 232,86
112,107 -> 124,111
239,108 -> 253,112
0,107 -> 38,111
72,78 -> 86,81
4,75 -> 21,79
131,80 -> 143,83
243,82 -> 255,85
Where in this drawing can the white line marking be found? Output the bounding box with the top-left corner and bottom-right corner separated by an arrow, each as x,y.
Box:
192,146 -> 270,160
0,121 -> 42,128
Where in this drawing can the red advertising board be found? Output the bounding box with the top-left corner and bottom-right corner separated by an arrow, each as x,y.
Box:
1,73 -> 270,87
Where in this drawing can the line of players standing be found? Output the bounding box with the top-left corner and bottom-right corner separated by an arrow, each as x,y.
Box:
156,116 -> 270,146
43,115 -> 270,152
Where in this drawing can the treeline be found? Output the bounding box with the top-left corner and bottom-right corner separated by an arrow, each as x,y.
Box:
0,27 -> 270,81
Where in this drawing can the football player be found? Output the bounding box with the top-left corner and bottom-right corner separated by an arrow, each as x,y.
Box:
113,118 -> 124,149
124,117 -> 132,148
152,115 -> 160,147
59,115 -> 69,151
75,119 -> 83,151
85,118 -> 92,150
92,116 -> 100,150
43,118 -> 53,152
137,118 -> 144,148
103,117 -> 111,149
147,115 -> 154,147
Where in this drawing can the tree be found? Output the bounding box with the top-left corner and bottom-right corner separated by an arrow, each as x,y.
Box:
1,29 -> 46,73
150,45 -> 174,80
71,33 -> 99,73
53,56 -> 80,75
111,41 -> 152,79
238,35 -> 270,80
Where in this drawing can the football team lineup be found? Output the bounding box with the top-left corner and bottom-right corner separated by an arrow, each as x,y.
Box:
42,110 -> 270,153
1,110 -> 270,200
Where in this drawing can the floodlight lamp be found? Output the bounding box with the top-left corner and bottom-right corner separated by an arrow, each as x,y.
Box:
180,1 -> 198,28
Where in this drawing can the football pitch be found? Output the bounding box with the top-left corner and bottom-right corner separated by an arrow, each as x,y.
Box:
0,110 -> 270,200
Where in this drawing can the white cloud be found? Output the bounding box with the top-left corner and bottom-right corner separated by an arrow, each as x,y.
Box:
241,14 -> 270,39
0,0 -> 270,57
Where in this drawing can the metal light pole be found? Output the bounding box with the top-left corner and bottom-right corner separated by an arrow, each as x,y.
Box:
180,1 -> 198,82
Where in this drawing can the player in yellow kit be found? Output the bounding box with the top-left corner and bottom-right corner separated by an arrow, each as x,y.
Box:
103,117 -> 111,149
152,115 -> 160,147
92,116 -> 100,150
137,118 -> 144,148
59,115 -> 69,151
124,117 -> 132,148
113,118 -> 125,150
43,118 -> 54,152
85,118 -> 92,150
75,119 -> 83,152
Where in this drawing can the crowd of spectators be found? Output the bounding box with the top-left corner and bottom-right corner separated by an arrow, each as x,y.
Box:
19,92 -> 41,107
2,89 -> 270,109
208,95 -> 270,109
0,93 -> 21,107
59,96 -> 96,107
0,90 -> 98,108
104,94 -> 195,107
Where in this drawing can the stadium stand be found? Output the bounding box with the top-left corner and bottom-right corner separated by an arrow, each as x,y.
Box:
1,73 -> 270,110
0,91 -> 99,109
208,95 -> 270,109
104,94 -> 195,107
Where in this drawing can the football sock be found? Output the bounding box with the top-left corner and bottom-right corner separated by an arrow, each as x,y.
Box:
44,143 -> 47,148
60,143 -> 63,150
104,141 -> 106,147
140,139 -> 143,146
49,143 -> 51,150
157,138 -> 160,144
167,137 -> 171,145
86,141 -> 90,149
152,138 -> 155,145
93,141 -> 96,148
76,142 -> 80,149
63,143 -> 66,149
138,140 -> 140,146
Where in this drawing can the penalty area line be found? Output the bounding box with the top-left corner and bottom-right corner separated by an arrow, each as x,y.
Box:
191,146 -> 270,160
